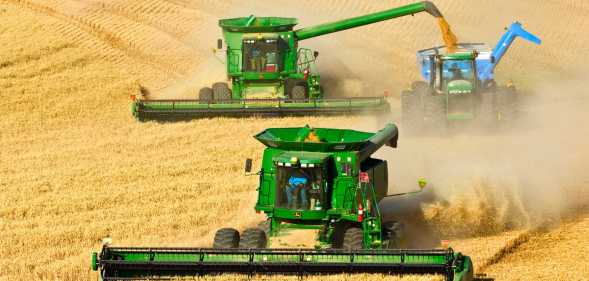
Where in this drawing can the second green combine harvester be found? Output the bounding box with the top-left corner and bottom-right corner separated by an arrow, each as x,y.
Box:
132,1 -> 457,121
93,124 -> 473,281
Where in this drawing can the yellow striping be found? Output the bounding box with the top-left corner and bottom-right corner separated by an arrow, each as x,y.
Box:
437,17 -> 458,52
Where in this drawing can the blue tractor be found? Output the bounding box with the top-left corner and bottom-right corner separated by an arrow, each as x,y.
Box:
402,22 -> 542,130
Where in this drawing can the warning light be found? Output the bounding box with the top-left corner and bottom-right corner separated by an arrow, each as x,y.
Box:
359,172 -> 370,183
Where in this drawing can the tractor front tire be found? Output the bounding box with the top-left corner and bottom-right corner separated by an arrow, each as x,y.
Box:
212,82 -> 231,101
199,87 -> 213,104
497,86 -> 518,122
478,91 -> 498,128
290,85 -> 307,100
342,227 -> 364,250
423,93 -> 447,132
401,90 -> 423,133
213,228 -> 240,249
239,228 -> 267,249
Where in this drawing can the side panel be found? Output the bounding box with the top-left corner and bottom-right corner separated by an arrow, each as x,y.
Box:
361,158 -> 388,202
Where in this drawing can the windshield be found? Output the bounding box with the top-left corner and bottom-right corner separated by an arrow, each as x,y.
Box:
276,166 -> 325,211
243,38 -> 286,73
441,60 -> 474,89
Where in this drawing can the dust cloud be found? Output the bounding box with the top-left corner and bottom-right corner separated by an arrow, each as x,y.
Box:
376,75 -> 589,242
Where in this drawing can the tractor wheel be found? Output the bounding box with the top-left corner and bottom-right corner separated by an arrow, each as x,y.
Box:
198,87 -> 213,104
342,227 -> 364,250
212,82 -> 231,101
401,90 -> 423,133
290,85 -> 307,100
213,228 -> 240,249
423,93 -> 447,132
497,86 -> 518,122
239,228 -> 267,249
478,91 -> 498,128
382,222 -> 405,249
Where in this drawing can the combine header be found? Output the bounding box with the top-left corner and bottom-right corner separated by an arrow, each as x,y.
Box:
132,1 -> 458,121
92,124 -> 473,280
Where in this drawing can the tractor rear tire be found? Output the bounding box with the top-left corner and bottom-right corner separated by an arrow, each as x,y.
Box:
212,82 -> 231,101
423,93 -> 447,132
290,85 -> 307,100
213,228 -> 240,249
497,86 -> 518,122
342,227 -> 364,250
199,87 -> 213,104
239,228 -> 267,249
479,91 -> 498,128
401,90 -> 423,133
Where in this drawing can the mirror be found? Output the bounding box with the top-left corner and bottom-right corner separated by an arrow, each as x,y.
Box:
313,51 -> 319,58
490,55 -> 496,64
217,39 -> 223,50
245,158 -> 253,173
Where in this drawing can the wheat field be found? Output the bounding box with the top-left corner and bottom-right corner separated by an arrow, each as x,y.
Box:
1,0 -> 589,280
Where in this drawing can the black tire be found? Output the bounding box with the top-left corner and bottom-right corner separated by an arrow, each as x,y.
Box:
423,93 -> 447,131
290,85 -> 307,100
382,222 -> 404,249
411,81 -> 429,92
239,228 -> 267,249
342,227 -> 364,250
213,228 -> 240,249
401,90 -> 423,132
497,86 -> 518,122
212,82 -> 231,101
199,87 -> 213,104
478,91 -> 497,127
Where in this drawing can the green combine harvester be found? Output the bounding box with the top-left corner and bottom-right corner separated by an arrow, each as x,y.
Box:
92,124 -> 473,280
132,1 -> 456,121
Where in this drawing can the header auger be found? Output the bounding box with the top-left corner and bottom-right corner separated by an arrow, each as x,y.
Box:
132,1 -> 458,121
92,124 -> 473,281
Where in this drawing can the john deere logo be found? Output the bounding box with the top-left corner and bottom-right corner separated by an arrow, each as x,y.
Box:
294,211 -> 302,217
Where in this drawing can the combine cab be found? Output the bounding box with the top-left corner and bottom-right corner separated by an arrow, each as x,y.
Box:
402,22 -> 542,131
92,124 -> 474,280
132,1 -> 458,121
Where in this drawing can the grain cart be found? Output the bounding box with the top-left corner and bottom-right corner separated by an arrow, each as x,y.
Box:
402,22 -> 541,130
92,124 -> 474,281
131,1 -> 458,121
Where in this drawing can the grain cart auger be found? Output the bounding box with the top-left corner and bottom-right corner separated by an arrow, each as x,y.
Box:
92,124 -> 474,281
131,1 -> 458,121
402,22 -> 542,131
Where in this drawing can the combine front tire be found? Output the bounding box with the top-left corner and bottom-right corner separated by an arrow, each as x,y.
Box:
199,87 -> 213,104
291,85 -> 307,100
383,222 -> 405,249
239,228 -> 267,249
213,228 -> 240,249
342,227 -> 364,250
212,82 -> 231,101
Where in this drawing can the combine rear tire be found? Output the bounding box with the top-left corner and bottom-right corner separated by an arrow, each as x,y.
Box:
239,228 -> 267,249
423,93 -> 447,131
401,90 -> 423,132
342,227 -> 364,250
213,228 -> 240,249
212,82 -> 231,101
290,85 -> 307,100
199,87 -> 213,104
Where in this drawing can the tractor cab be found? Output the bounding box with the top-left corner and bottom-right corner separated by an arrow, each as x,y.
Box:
427,52 -> 478,94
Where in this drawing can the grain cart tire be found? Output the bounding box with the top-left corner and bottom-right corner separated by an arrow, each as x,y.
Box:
212,82 -> 231,101
401,90 -> 423,132
342,227 -> 364,250
239,228 -> 267,249
213,228 -> 240,249
199,87 -> 213,104
383,221 -> 405,249
479,91 -> 497,127
497,86 -> 517,122
291,85 -> 308,100
423,93 -> 446,131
